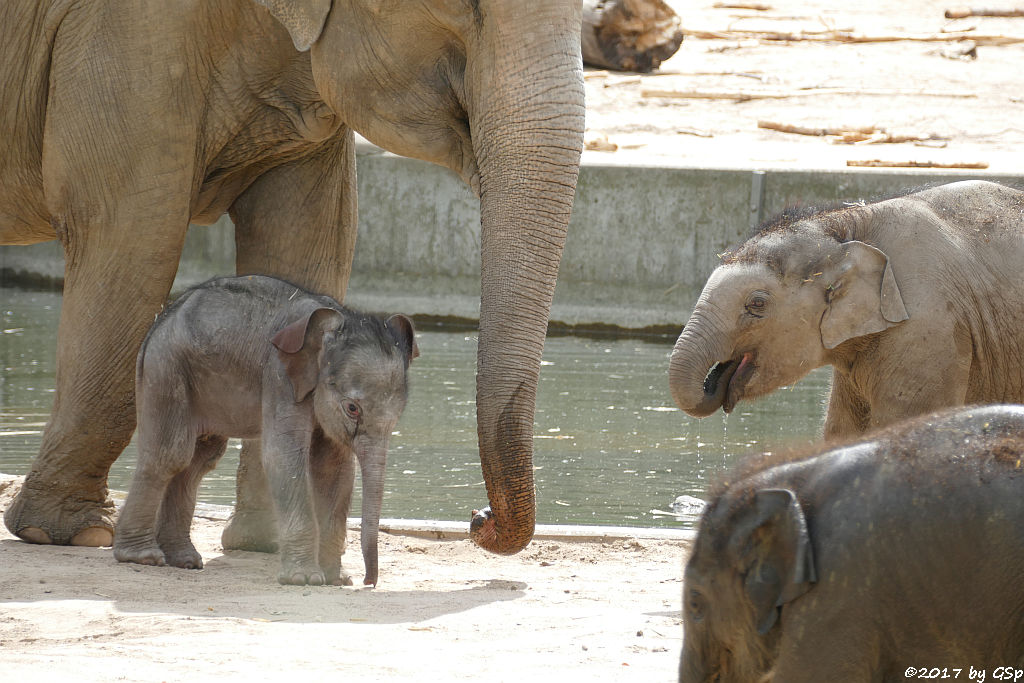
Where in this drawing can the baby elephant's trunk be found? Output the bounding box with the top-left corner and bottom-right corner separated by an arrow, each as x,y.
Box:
357,440 -> 388,587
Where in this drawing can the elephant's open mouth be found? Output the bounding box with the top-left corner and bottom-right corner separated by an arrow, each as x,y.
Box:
703,352 -> 755,414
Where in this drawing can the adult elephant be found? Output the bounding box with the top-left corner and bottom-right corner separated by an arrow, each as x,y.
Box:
1,0 -> 584,555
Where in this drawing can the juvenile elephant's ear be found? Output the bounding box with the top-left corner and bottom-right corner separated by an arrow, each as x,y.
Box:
729,488 -> 817,635
254,0 -> 332,52
271,307 -> 344,403
385,314 -> 420,363
820,240 -> 909,350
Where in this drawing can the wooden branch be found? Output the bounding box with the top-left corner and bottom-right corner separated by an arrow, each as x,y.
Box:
757,121 -> 876,136
582,0 -> 685,73
681,27 -> 1024,45
944,7 -> 1024,18
846,159 -> 989,169
758,121 -> 950,145
713,1 -> 772,9
643,87 -> 977,101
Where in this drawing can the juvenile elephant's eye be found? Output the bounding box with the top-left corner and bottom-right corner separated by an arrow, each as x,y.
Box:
344,401 -> 362,420
745,295 -> 768,317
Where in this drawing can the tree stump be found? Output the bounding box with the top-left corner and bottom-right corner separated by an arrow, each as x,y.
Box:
582,0 -> 684,72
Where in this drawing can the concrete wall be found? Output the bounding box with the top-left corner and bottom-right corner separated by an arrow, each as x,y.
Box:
2,149 -> 1020,331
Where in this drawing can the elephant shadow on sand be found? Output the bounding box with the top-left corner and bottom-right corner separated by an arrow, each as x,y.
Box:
0,538 -> 525,626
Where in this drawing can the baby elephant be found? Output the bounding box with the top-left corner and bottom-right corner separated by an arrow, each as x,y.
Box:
114,275 -> 418,586
681,404 -> 1024,682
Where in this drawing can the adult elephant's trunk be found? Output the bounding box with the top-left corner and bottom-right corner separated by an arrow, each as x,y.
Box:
669,303 -> 736,418
466,6 -> 585,555
356,441 -> 386,587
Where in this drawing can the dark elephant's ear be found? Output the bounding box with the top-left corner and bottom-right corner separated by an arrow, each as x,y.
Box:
253,0 -> 331,52
386,314 -> 420,363
271,307 -> 344,402
728,488 -> 817,635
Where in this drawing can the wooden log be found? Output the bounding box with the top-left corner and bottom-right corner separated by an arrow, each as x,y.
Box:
680,27 -> 1024,45
582,0 -> 684,72
713,1 -> 772,9
944,7 -> 1024,18
758,120 -> 877,136
846,159 -> 988,169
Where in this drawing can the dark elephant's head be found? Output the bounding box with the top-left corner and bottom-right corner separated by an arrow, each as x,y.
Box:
681,488 -> 816,682
668,218 -> 908,419
256,0 -> 585,553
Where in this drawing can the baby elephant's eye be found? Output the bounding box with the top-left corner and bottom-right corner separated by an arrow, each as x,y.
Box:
344,401 -> 362,420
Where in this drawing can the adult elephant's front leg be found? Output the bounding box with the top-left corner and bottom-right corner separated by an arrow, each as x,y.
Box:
222,129 -> 357,552
4,216 -> 188,546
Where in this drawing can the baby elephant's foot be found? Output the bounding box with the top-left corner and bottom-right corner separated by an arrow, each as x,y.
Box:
162,545 -> 204,570
113,542 -> 166,567
278,557 -> 326,586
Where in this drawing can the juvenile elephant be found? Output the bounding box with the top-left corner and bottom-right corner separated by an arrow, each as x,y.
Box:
669,180 -> 1024,439
2,0 -> 584,553
114,276 -> 417,586
681,404 -> 1024,682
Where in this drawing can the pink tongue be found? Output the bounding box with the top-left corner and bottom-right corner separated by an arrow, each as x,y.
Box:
735,352 -> 752,375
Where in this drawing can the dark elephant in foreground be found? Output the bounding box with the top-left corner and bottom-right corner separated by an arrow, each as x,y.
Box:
1,0 -> 584,553
681,404 -> 1024,682
669,180 -> 1024,439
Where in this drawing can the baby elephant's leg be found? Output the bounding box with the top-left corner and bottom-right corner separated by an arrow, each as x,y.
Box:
114,400 -> 194,566
156,435 -> 228,569
311,434 -> 356,586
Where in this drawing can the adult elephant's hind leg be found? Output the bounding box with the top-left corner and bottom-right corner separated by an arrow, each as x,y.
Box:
222,128 -> 357,553
220,440 -> 279,553
4,218 -> 187,547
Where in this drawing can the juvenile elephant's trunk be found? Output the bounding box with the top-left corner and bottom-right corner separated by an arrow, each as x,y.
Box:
356,442 -> 387,587
466,6 -> 585,555
669,306 -> 735,418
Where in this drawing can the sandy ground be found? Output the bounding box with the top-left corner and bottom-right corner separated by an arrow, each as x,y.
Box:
0,475 -> 689,682
584,0 -> 1024,172
4,3 -> 1023,681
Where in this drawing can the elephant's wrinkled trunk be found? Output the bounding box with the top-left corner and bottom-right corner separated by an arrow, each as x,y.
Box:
356,441 -> 387,587
467,6 -> 585,555
669,308 -> 734,418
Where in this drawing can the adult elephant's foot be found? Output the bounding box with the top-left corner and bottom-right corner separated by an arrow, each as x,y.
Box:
222,509 -> 279,553
4,477 -> 115,547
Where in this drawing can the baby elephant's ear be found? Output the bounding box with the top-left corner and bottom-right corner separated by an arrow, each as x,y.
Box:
386,314 -> 420,362
271,307 -> 344,402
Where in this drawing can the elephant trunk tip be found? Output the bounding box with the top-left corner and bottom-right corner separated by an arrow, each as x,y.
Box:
469,507 -> 533,555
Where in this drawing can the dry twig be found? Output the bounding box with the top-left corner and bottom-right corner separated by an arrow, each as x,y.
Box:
681,27 -> 1024,45
944,7 -> 1024,18
713,1 -> 772,9
644,87 -> 977,101
846,159 -> 989,169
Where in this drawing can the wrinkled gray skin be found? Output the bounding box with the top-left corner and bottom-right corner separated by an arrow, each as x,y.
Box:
681,404 -> 1024,682
670,180 -> 1024,440
113,276 -> 417,586
2,0 -> 583,555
